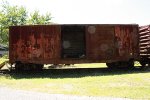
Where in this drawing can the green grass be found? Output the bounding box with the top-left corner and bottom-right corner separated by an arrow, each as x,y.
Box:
47,62 -> 141,69
0,57 -> 8,64
75,63 -> 106,68
0,66 -> 150,99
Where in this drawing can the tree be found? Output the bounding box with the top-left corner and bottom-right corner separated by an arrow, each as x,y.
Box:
0,1 -> 52,45
0,1 -> 28,44
28,10 -> 52,25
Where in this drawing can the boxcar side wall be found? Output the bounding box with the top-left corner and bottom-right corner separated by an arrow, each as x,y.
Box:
114,25 -> 139,60
9,25 -> 61,64
9,24 -> 139,64
86,25 -> 116,61
85,25 -> 139,63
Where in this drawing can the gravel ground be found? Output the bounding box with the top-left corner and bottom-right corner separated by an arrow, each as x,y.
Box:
0,87 -> 131,100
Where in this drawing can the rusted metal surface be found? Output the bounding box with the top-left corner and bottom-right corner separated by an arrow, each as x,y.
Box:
139,25 -> 150,59
43,25 -> 61,60
9,24 -> 139,64
86,25 -> 115,60
9,25 -> 61,64
114,25 -> 139,59
87,25 -> 139,61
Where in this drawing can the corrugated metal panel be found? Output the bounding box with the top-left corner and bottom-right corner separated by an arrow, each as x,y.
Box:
139,25 -> 150,59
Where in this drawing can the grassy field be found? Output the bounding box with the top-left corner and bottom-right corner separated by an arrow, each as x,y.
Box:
0,57 -> 8,64
0,57 -> 149,99
0,63 -> 150,99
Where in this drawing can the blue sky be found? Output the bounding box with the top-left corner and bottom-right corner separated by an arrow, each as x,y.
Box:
0,0 -> 150,25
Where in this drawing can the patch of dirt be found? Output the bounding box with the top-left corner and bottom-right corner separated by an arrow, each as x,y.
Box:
0,86 -> 131,100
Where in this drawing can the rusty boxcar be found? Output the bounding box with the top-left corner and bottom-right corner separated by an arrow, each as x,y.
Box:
9,24 -> 140,70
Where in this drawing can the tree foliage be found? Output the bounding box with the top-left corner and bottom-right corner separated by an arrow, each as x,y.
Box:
0,1 -> 28,44
28,10 -> 52,24
0,1 -> 52,45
